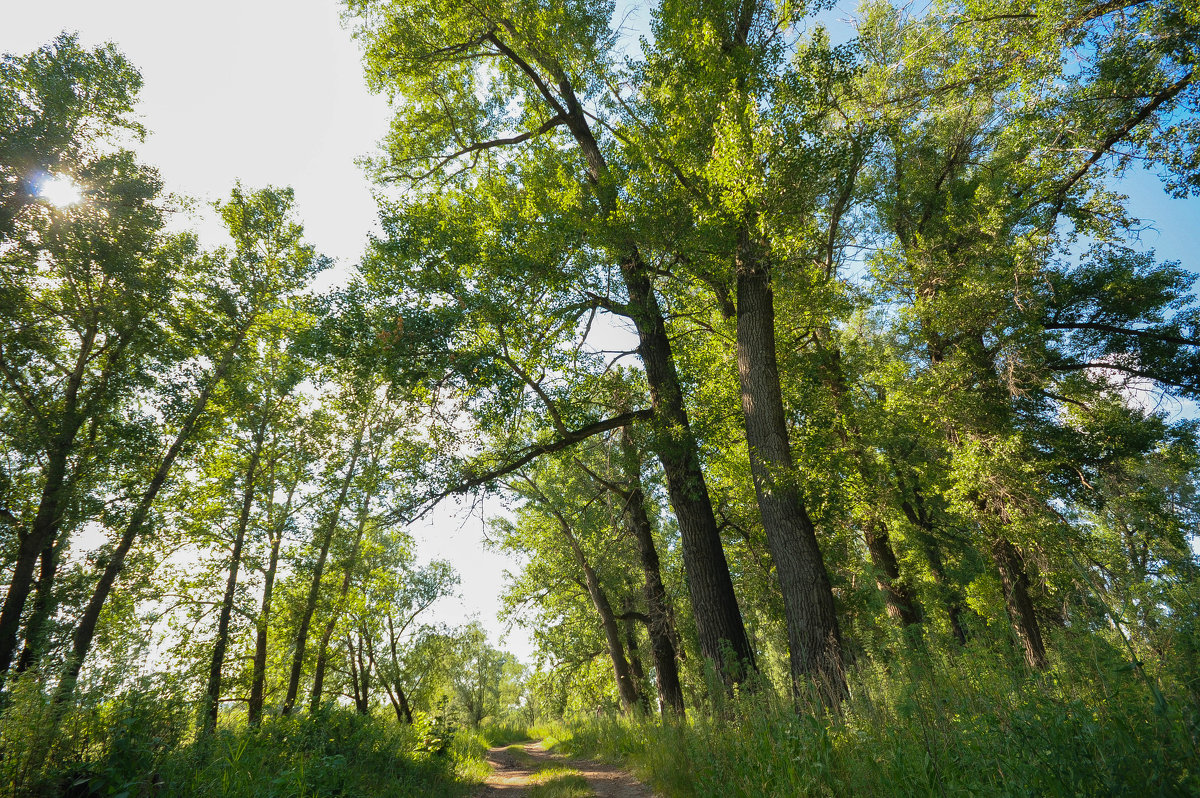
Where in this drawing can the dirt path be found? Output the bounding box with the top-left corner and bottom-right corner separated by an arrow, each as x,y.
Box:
477,740 -> 658,797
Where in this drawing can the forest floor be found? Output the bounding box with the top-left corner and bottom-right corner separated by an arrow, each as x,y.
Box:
476,740 -> 657,798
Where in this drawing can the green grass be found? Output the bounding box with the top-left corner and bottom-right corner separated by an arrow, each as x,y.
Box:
0,688 -> 481,798
527,767 -> 593,798
541,640 -> 1200,798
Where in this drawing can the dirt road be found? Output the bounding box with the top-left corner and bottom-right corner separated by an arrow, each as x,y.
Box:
477,740 -> 658,797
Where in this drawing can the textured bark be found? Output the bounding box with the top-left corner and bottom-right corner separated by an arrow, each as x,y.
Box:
15,538 -> 63,674
735,237 -> 846,704
992,536 -> 1048,669
864,521 -> 922,627
202,416 -> 268,731
281,421 -> 367,715
521,46 -> 755,685
617,429 -> 685,716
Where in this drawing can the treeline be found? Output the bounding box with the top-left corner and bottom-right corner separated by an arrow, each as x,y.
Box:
0,34 -> 521,795
334,0 -> 1200,718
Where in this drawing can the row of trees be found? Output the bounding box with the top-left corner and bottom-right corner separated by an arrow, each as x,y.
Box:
3,0 -> 1199,766
0,37 -> 524,783
338,0 -> 1200,713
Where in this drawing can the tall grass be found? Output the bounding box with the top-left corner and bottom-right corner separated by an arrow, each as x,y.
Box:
542,638 -> 1200,797
0,683 -> 485,798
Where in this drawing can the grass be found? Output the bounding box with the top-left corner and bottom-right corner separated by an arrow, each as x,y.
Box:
527,766 -> 593,798
539,638 -> 1200,798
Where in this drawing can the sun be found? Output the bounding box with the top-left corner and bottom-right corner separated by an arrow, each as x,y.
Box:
38,174 -> 83,207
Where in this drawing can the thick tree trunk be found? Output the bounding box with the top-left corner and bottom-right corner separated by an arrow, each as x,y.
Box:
864,521 -> 922,627
202,417 -> 268,731
309,507 -> 369,713
16,538 -> 63,674
622,599 -> 649,711
992,536 -> 1048,669
617,429 -> 686,716
281,422 -> 366,715
535,64 -> 755,686
734,238 -> 846,704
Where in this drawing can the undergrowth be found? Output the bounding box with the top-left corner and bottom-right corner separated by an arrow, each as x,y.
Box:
539,637 -> 1200,797
0,684 -> 486,798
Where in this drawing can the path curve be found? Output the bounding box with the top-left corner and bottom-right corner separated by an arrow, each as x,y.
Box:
477,740 -> 657,797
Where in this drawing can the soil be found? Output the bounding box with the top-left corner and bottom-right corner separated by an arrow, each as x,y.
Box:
476,740 -> 658,797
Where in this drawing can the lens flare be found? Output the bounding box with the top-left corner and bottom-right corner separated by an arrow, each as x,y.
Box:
39,175 -> 83,207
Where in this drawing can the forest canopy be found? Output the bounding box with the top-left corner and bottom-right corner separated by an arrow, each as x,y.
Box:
1,0 -> 1199,794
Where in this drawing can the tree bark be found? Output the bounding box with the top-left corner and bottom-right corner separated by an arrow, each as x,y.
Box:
280,419 -> 367,715
202,414 -> 268,732
616,428 -> 686,716
0,323 -> 96,678
864,521 -> 922,627
15,537 -> 63,674
992,536 -> 1048,669
734,235 -> 846,704
506,41 -> 756,685
248,463 -> 298,724
53,319 -> 254,709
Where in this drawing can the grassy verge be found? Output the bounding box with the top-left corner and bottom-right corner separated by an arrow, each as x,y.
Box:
539,642 -> 1200,797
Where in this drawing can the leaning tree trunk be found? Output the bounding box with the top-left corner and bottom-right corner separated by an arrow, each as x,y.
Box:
553,509 -> 642,713
248,468 -> 298,724
734,234 -> 846,704
16,538 -> 64,674
281,421 -> 366,715
864,521 -> 923,627
533,60 -> 756,686
992,536 -> 1048,669
202,415 -> 268,732
53,318 -> 254,711
617,427 -> 686,715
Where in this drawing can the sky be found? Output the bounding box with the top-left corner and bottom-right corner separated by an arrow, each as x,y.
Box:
5,0 -> 1198,664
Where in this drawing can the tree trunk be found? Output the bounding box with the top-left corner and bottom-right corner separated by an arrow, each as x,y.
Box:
617,428 -> 685,716
249,468 -> 298,724
281,420 -> 367,715
992,536 -> 1048,669
864,521 -> 922,627
309,505 -> 369,713
563,524 -> 641,714
0,321 -> 104,679
15,537 -> 63,674
382,616 -> 414,724
202,416 -> 268,732
622,600 -> 650,713
532,59 -> 755,686
734,236 -> 846,704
